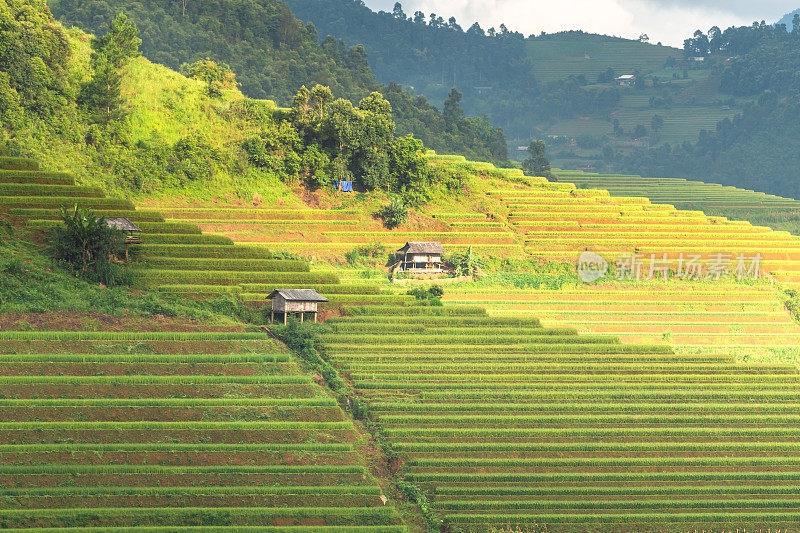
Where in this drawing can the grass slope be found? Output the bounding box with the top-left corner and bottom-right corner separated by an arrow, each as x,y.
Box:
15,24 -> 303,204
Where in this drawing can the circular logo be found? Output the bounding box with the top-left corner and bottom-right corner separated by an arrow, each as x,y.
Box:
577,251 -> 608,283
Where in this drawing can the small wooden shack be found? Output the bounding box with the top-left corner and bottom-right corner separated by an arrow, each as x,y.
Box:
105,217 -> 142,244
268,289 -> 328,324
105,217 -> 142,260
396,242 -> 445,274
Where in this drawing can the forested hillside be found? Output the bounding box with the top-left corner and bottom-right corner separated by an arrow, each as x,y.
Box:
284,0 -> 624,142
1,0 -> 485,206
612,23 -> 800,198
50,0 -> 508,164
278,0 -> 800,198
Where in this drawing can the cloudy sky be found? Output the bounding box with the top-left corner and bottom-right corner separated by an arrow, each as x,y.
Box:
363,0 -> 799,46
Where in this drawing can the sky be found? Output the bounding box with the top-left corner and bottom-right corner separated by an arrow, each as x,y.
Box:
363,0 -> 799,47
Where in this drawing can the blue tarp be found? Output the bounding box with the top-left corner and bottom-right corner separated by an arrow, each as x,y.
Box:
335,180 -> 353,192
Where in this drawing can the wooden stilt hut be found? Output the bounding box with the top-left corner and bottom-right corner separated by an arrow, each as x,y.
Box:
268,289 -> 329,324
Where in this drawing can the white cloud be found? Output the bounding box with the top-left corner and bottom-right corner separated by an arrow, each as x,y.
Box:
364,0 -> 798,46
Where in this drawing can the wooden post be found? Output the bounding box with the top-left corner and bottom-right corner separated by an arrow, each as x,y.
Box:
284,312 -> 287,325
270,310 -> 274,324
314,311 -> 317,324
300,312 -> 304,324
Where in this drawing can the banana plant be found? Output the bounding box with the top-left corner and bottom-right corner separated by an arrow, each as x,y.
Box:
51,205 -> 121,276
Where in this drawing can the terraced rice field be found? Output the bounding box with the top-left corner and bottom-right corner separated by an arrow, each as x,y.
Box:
526,38 -> 678,83
132,152 -> 800,350
556,169 -> 800,235
0,157 -> 407,530
442,285 -> 800,347
142,207 -> 523,262
0,329 -> 404,530
322,305 -> 800,531
6,153 -> 800,531
0,162 -> 409,306
492,178 -> 800,290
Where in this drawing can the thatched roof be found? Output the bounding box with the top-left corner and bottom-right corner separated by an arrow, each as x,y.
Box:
105,217 -> 141,232
267,289 -> 329,302
397,242 -> 445,254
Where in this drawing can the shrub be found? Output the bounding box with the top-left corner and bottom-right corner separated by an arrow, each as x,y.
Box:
48,205 -> 131,286
180,58 -> 238,96
375,196 -> 408,229
407,285 -> 444,306
345,241 -> 387,266
272,320 -> 346,394
446,245 -> 479,277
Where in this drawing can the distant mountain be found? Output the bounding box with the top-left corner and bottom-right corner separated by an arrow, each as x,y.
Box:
776,9 -> 800,28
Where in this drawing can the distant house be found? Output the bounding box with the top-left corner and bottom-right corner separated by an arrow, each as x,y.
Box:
396,242 -> 445,274
268,289 -> 328,324
616,74 -> 636,87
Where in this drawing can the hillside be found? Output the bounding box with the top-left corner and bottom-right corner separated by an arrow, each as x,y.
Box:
8,0 -> 800,530
49,0 -> 509,164
274,2 -> 800,199
4,0 -> 500,213
278,2 -> 745,156
131,152 -> 800,529
7,147 -> 800,529
776,9 -> 800,28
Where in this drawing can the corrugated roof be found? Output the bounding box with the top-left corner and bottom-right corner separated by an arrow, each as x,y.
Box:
267,289 -> 329,302
397,242 -> 445,254
105,217 -> 142,232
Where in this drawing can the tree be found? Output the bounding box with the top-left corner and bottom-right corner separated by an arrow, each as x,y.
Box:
344,44 -> 369,73
633,124 -> 648,138
0,72 -> 23,130
794,14 -> 800,36
442,88 -> 464,132
392,2 -> 405,20
92,12 -> 141,68
521,140 -> 552,178
389,135 -> 427,200
321,98 -> 363,168
651,114 -> 664,132
375,196 -> 408,229
467,23 -> 485,36
78,55 -> 123,125
291,84 -> 333,140
180,58 -> 238,96
708,26 -> 722,53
